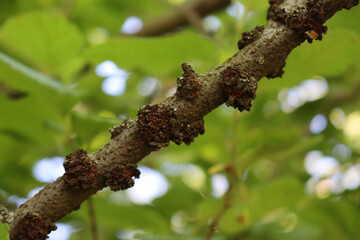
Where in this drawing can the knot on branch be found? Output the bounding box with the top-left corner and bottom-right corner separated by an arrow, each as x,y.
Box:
137,104 -> 176,149
268,0 -> 327,43
63,149 -> 98,190
237,25 -> 265,50
13,212 -> 56,240
181,62 -> 198,77
109,119 -> 136,139
176,76 -> 201,100
171,119 -> 205,145
176,63 -> 201,100
105,163 -> 140,191
221,67 -> 258,112
138,104 -> 205,148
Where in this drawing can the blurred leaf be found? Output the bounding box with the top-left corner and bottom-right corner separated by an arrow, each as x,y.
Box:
70,197 -> 171,236
0,11 -> 86,80
84,31 -> 218,76
0,222 -> 9,240
285,29 -> 360,81
0,52 -> 77,94
71,111 -> 119,146
70,0 -> 170,34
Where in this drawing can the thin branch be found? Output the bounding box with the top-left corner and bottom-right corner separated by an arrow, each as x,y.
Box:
206,164 -> 235,240
87,198 -> 98,240
133,0 -> 231,36
7,0 -> 359,239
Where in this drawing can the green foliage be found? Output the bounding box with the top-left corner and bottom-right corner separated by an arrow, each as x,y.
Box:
0,223 -> 9,240
0,0 -> 360,239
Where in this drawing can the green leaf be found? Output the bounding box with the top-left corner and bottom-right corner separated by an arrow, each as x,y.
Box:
70,196 -> 170,235
0,52 -> 77,94
0,222 -> 9,240
71,111 -> 120,146
84,31 -> 218,76
0,11 -> 86,80
285,29 -> 360,81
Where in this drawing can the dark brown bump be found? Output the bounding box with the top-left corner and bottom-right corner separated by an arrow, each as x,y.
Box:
237,25 -> 265,50
221,67 -> 258,111
137,104 -> 176,149
171,119 -> 205,145
105,164 -> 140,191
14,213 -> 56,240
268,0 -> 328,43
176,75 -> 201,100
63,149 -> 98,190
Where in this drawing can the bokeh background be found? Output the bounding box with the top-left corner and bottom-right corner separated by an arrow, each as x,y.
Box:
0,0 -> 360,239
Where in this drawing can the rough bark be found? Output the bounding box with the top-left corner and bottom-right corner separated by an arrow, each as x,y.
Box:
7,0 -> 359,239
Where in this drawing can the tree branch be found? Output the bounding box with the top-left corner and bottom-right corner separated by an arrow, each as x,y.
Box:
7,0 -> 359,239
133,0 -> 231,36
206,164 -> 235,240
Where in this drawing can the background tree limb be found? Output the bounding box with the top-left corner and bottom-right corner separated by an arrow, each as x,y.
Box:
133,0 -> 231,36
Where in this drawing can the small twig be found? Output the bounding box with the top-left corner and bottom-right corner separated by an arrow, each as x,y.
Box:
87,198 -> 99,240
206,164 -> 235,240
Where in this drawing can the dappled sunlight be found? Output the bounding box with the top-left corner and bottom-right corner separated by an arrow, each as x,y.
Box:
278,77 -> 329,113
33,157 -> 65,183
126,166 -> 169,205
315,179 -> 334,199
344,111 -> 360,152
95,60 -> 130,96
137,76 -> 159,96
226,2 -> 245,20
203,15 -> 222,33
161,161 -> 189,176
171,210 -> 195,234
309,114 -> 327,134
121,16 -> 143,34
95,60 -> 128,78
48,223 -> 74,240
300,78 -> 329,101
304,151 -> 339,178
102,76 -> 127,96
332,143 -> 351,161
87,27 -> 109,45
27,186 -> 44,198
329,107 -> 346,129
211,173 -> 229,197
342,164 -> 360,190
182,164 -> 206,191
305,149 -> 360,198
8,195 -> 27,208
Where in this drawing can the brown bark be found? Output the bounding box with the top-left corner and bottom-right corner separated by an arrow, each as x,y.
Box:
7,0 -> 359,239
